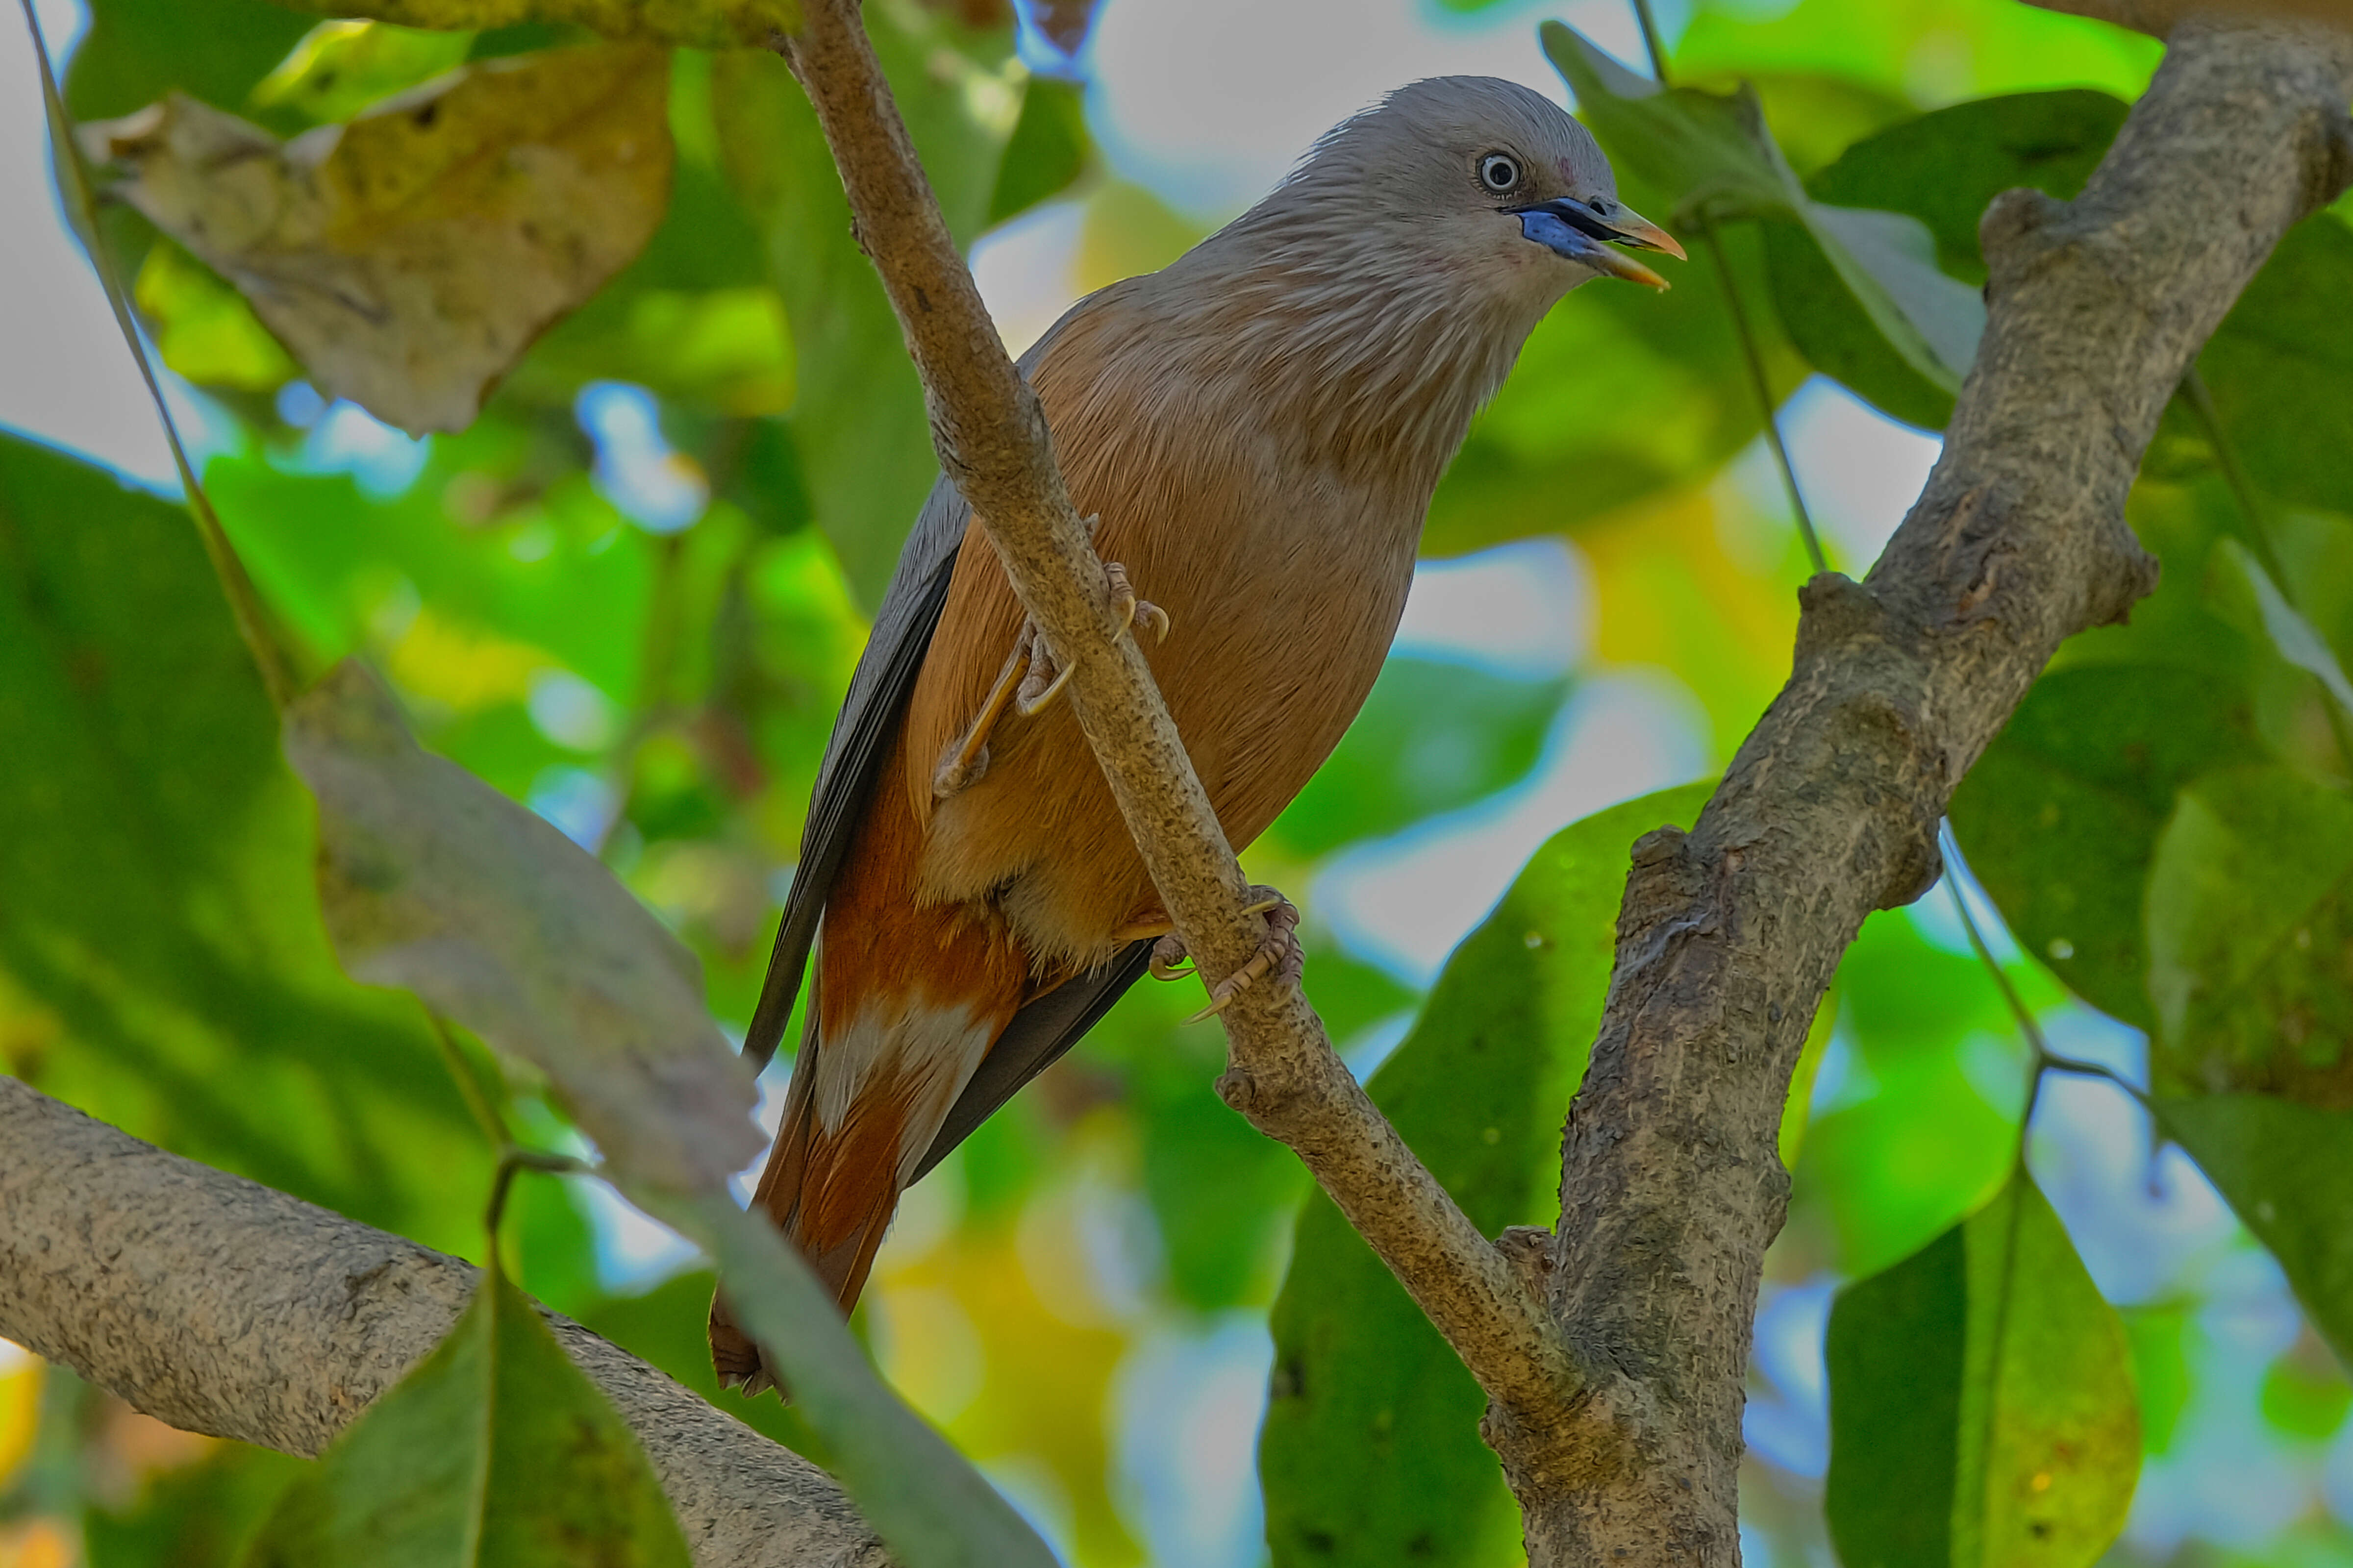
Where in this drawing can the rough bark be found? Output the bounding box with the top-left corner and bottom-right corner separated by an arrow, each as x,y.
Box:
769,0 -> 1576,1419
1502,18 -> 2353,1564
0,1078 -> 888,1568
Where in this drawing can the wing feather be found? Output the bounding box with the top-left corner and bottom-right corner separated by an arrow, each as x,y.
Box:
740,476 -> 968,1072
742,295 -> 1152,1153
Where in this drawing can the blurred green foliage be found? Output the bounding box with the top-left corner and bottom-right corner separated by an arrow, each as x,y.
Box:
5,0 -> 2352,1565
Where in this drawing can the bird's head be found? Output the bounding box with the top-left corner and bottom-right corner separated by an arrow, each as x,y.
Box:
1132,75 -> 1682,485
1251,75 -> 1684,305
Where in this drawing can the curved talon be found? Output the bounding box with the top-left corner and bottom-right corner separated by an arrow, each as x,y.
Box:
1104,560 -> 1173,647
1015,652 -> 1075,717
981,557 -> 1169,731
1149,935 -> 1195,983
1183,947 -> 1276,1024
1161,886 -> 1303,1024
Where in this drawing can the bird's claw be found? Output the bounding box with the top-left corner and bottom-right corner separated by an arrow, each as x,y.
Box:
1105,560 -> 1172,647
941,530 -> 1171,783
1013,554 -> 1168,718
1149,888 -> 1303,1023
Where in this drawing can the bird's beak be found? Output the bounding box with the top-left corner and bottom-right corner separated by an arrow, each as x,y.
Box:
1509,198 -> 1686,290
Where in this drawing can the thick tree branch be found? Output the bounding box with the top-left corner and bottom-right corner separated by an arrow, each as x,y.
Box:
0,1078 -> 887,1568
1504,18 -> 2353,1564
769,2 -> 1575,1417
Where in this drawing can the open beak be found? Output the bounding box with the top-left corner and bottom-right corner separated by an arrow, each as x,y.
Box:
1510,197 -> 1686,290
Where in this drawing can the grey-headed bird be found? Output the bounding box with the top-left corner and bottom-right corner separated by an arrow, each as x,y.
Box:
714,74 -> 1680,1390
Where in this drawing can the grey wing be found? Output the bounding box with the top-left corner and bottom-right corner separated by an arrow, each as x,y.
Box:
739,473 -> 970,1073
740,293 -> 1155,1148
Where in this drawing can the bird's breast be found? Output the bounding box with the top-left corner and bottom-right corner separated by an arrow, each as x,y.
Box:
902,310 -> 1439,973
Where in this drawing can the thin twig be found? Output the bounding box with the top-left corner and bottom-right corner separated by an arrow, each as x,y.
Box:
1937,824 -> 2053,1064
19,0 -> 299,709
1629,0 -> 1829,575
772,0 -> 1578,1420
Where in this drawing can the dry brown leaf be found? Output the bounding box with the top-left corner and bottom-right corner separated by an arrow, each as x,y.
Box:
283,660 -> 761,1197
2027,0 -> 2352,35
80,44 -> 672,435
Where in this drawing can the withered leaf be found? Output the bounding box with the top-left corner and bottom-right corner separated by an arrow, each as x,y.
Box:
81,44 -> 672,436
283,660 -> 761,1196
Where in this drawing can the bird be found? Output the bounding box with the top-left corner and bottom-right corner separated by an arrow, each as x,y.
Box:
711,74 -> 1680,1391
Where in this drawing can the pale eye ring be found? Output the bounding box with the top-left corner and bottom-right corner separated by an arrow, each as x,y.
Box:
1478,152 -> 1521,193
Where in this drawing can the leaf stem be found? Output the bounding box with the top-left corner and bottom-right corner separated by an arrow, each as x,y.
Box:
18,0 -> 300,710
426,1011 -> 516,1151
485,1147 -> 593,1246
1627,0 -> 1828,576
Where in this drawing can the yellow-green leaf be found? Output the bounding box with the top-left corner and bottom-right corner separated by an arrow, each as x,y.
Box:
133,239 -> 299,392
250,20 -> 476,125
275,0 -> 795,51
80,44 -> 673,435
1827,1170 -> 2141,1568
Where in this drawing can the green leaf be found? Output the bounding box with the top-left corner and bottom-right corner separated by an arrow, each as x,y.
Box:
2154,1095 -> 2353,1365
0,431 -> 492,1256
1426,213 -> 1796,555
243,1264 -> 693,1567
1265,659 -> 1565,859
2144,765 -> 2353,1102
1791,90 -> 2126,285
281,659 -> 763,1197
85,1443 -> 311,1568
712,14 -> 1017,610
1826,1170 -> 2140,1568
1794,911 -> 2020,1275
1950,664 -> 2267,1030
132,239 -> 300,394
1542,22 -> 1981,407
2207,537 -> 2353,723
1760,89 -> 2125,428
988,76 -> 1090,227
1260,782 -> 1714,1568
68,0 -> 319,119
2191,214 -> 2353,518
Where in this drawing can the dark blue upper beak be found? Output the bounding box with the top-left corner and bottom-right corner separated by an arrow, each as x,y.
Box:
1509,198 -> 1684,289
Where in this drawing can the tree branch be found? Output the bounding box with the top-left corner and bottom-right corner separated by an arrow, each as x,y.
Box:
0,1078 -> 888,1568
1504,17 -> 2353,1563
768,2 -> 1575,1418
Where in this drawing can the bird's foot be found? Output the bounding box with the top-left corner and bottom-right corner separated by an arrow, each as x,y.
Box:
941,528 -> 1172,793
1148,888 -> 1303,1022
933,642 -> 1031,799
1014,549 -> 1170,718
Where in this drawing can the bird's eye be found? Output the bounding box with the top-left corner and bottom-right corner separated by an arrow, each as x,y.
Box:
1478,152 -> 1521,193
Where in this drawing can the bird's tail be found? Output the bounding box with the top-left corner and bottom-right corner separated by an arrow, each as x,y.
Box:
711,889 -> 1027,1394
